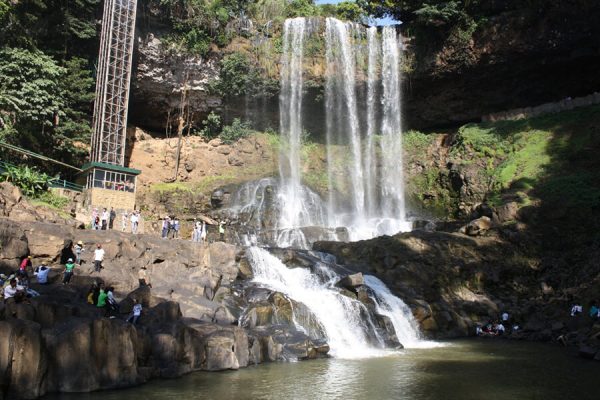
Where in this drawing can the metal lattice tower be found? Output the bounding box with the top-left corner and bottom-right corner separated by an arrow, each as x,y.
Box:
90,0 -> 138,166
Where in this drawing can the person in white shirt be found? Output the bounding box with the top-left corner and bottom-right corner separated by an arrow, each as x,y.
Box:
130,212 -> 139,234
501,312 -> 509,322
4,279 -> 24,299
571,304 -> 583,317
101,208 -> 109,230
94,244 -> 105,273
127,299 -> 142,325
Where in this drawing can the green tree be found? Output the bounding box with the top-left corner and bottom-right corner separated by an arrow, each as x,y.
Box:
336,1 -> 366,22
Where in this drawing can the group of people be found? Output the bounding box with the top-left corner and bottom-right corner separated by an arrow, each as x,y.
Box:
161,216 -> 181,239
570,301 -> 600,318
476,312 -> 519,337
191,219 -> 208,243
91,208 -> 140,234
2,250 -> 144,325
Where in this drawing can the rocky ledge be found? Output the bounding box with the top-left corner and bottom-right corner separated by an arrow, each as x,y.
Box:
0,217 -> 331,399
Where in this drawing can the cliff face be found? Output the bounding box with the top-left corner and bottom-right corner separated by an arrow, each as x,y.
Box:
404,4 -> 600,129
128,4 -> 600,133
129,34 -> 221,134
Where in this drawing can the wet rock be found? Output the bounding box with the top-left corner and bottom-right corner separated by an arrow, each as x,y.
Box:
337,273 -> 364,290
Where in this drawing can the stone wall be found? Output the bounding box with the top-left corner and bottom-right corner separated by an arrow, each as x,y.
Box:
482,92 -> 600,122
88,188 -> 136,212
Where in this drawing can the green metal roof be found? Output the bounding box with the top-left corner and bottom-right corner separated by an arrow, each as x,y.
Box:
80,162 -> 141,175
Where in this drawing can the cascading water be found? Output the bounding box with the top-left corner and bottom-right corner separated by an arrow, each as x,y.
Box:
247,246 -> 428,358
227,18 -> 411,249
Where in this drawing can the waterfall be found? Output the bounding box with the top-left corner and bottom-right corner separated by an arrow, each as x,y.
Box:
279,17 -> 307,229
380,26 -> 406,224
247,246 -> 427,358
364,275 -> 422,348
228,18 -> 411,249
325,18 -> 366,223
364,26 -> 380,218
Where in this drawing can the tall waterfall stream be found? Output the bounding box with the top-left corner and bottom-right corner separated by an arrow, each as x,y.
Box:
238,18 -> 432,358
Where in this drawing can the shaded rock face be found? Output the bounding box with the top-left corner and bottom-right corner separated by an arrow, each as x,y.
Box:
314,229 -> 530,339
129,34 -> 221,133
404,5 -> 600,129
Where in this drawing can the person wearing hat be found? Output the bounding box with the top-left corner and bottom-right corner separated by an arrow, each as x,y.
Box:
34,261 -> 50,285
63,258 -> 76,284
74,241 -> 84,264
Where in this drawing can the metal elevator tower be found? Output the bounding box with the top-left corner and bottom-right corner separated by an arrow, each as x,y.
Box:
90,0 -> 138,166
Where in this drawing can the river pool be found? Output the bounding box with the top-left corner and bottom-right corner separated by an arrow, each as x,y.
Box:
45,339 -> 597,400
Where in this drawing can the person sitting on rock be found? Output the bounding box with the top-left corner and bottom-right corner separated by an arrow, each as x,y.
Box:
589,301 -> 599,319
4,278 -> 25,302
570,303 -> 583,317
494,322 -> 506,335
34,262 -> 50,284
475,325 -> 483,336
138,266 -> 151,288
127,299 -> 142,325
63,258 -> 75,285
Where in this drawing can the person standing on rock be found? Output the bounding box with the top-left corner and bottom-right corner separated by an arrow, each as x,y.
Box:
18,255 -> 32,278
121,211 -> 128,232
201,222 -> 207,244
109,207 -> 116,229
3,278 -> 25,316
94,244 -> 105,273
74,240 -> 84,264
219,221 -> 225,241
91,208 -> 98,230
173,217 -> 180,239
138,266 -> 151,288
127,298 -> 142,325
63,258 -> 75,284
101,208 -> 109,230
130,211 -> 139,234
161,216 -> 170,239
97,285 -> 108,315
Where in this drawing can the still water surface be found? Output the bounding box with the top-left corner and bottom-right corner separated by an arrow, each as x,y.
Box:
46,340 -> 596,400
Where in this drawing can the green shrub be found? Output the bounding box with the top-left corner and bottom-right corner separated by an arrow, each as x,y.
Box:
36,190 -> 70,209
220,118 -> 253,144
0,164 -> 52,196
285,0 -> 318,17
199,111 -> 222,138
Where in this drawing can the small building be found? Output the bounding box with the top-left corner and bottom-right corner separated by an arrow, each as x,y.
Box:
77,162 -> 141,211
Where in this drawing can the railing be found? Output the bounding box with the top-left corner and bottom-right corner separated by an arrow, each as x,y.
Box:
0,159 -> 84,192
48,179 -> 84,192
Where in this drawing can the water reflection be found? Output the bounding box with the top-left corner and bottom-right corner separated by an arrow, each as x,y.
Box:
45,340 -> 597,400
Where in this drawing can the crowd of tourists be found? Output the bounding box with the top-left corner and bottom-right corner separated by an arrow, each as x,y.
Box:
160,216 -> 227,243
1,247 -> 150,325
90,207 -> 140,233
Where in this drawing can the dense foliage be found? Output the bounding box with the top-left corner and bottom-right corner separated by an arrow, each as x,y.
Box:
0,164 -> 52,197
0,0 -> 99,172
